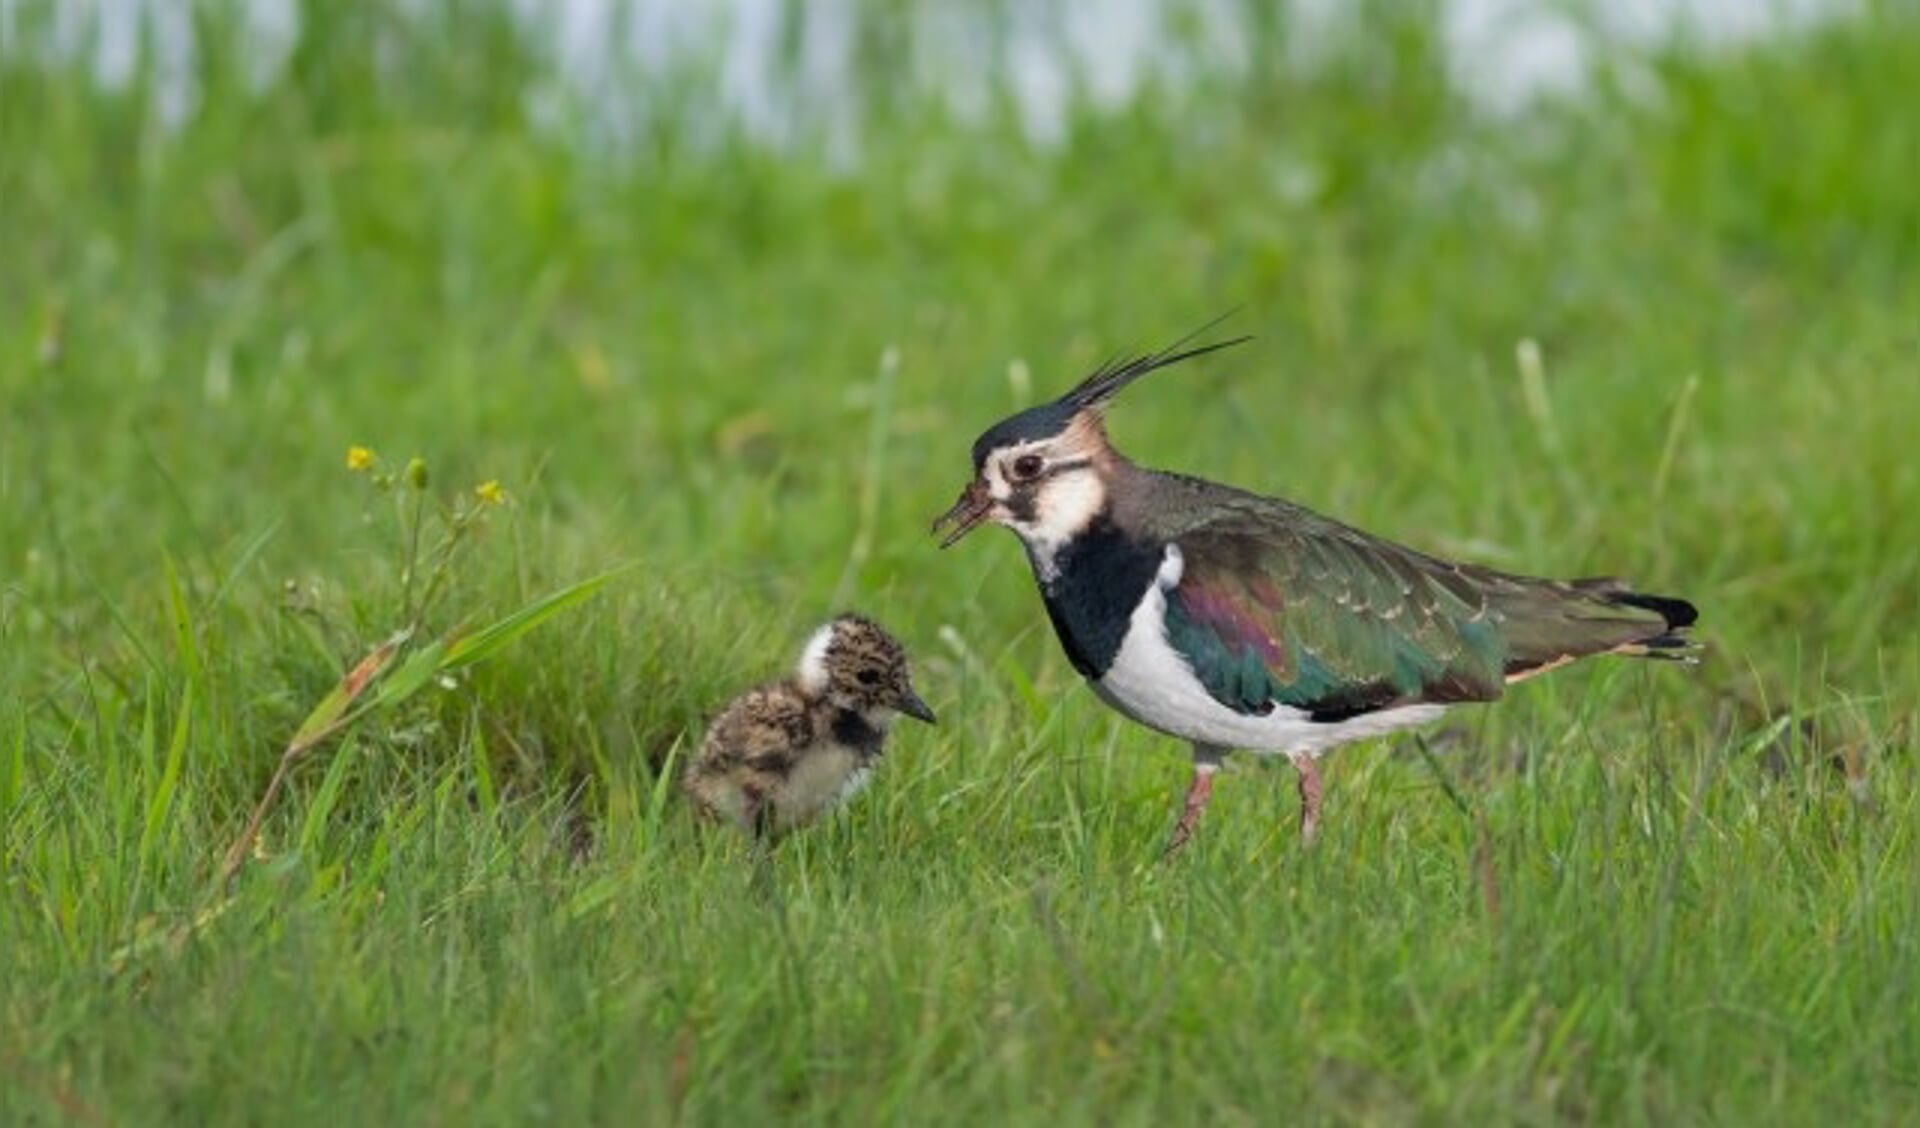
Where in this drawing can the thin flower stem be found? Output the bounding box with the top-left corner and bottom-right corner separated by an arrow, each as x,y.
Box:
400,483 -> 428,621
411,535 -> 459,632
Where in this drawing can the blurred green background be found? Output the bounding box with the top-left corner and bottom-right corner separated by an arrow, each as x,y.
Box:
3,1 -> 1916,1122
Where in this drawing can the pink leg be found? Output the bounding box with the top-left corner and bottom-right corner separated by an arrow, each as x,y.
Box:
1162,769 -> 1214,859
1296,756 -> 1324,846
1162,755 -> 1222,860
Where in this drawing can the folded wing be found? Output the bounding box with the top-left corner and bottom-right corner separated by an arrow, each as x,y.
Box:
1158,499 -> 1693,721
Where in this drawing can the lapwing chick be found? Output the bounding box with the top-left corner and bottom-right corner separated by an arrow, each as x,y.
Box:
684,614 -> 936,840
934,326 -> 1698,855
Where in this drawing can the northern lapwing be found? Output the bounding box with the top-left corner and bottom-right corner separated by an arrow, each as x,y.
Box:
933,328 -> 1697,854
685,614 -> 936,839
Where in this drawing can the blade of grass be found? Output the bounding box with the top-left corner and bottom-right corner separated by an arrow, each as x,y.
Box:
299,730 -> 361,855
138,679 -> 192,872
288,630 -> 411,752
440,563 -> 636,671
372,638 -> 448,711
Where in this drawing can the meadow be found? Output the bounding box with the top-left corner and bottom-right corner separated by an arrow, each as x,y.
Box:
3,2 -> 1917,1122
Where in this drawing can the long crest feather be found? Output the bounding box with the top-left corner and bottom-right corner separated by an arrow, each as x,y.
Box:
1059,312 -> 1253,411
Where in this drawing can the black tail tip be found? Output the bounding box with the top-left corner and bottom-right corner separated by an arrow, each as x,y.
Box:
1610,591 -> 1699,630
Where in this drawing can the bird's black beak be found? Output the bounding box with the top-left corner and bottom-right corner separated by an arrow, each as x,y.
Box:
896,687 -> 937,724
932,480 -> 992,549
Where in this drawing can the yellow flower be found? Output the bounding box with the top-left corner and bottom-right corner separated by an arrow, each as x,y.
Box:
346,445 -> 376,472
474,480 -> 507,506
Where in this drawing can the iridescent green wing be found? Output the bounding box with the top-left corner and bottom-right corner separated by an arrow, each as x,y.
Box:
1161,504 -> 1510,718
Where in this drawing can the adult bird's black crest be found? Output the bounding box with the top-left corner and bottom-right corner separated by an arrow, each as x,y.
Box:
967,316 -> 1253,471
1060,316 -> 1255,412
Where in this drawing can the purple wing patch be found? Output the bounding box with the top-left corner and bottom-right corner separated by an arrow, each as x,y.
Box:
1170,573 -> 1289,671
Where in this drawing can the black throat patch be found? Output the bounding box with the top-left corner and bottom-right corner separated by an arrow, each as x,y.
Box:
830,709 -> 886,759
1037,515 -> 1164,680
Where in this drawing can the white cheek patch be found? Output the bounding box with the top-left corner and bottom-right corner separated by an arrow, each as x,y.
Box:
1025,470 -> 1106,542
1012,469 -> 1107,585
796,623 -> 835,694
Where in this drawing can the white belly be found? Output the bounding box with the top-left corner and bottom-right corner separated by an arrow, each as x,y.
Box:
772,746 -> 873,829
1093,547 -> 1446,757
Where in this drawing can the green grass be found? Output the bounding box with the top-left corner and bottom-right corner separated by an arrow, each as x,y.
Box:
4,2 -> 1918,1122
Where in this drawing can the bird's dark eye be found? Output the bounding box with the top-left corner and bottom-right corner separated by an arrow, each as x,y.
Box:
856,670 -> 880,686
1010,454 -> 1045,481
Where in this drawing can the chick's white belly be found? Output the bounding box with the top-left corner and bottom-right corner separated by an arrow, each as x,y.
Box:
1093,579 -> 1446,756
772,745 -> 872,828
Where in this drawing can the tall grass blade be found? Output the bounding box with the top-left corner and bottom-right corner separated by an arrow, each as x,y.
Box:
440,563 -> 636,671
138,680 -> 192,869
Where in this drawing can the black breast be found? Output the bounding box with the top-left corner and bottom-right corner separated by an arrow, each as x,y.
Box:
1038,517 -> 1165,680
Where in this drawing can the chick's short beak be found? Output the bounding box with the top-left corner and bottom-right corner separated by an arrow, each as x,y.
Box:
896,687 -> 937,725
932,480 -> 992,549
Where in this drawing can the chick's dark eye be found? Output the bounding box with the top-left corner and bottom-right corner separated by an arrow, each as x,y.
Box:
856,670 -> 880,686
1011,454 -> 1045,480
